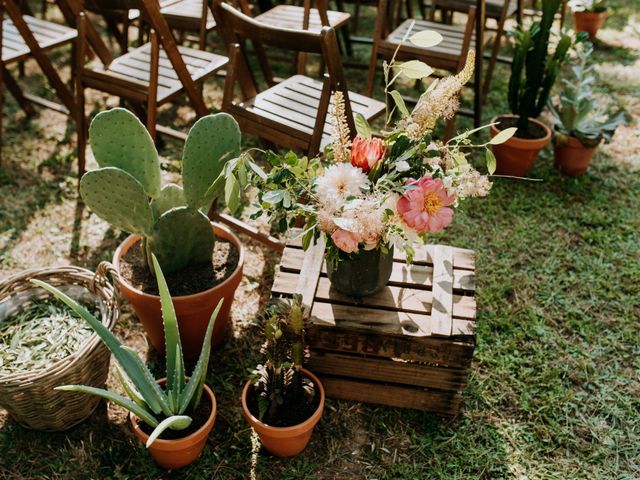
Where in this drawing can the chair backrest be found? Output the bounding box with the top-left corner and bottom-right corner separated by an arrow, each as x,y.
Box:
213,0 -> 355,135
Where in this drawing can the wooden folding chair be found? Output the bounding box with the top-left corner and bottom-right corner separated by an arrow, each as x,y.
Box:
212,0 -> 384,157
366,0 -> 489,132
160,0 -> 216,51
0,0 -> 79,163
74,0 -> 228,175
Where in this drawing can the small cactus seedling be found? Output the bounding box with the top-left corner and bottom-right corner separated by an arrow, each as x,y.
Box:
80,108 -> 241,275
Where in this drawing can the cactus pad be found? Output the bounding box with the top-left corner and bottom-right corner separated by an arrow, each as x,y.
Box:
89,108 -> 161,198
80,167 -> 154,236
182,113 -> 241,209
150,207 -> 214,274
151,184 -> 186,220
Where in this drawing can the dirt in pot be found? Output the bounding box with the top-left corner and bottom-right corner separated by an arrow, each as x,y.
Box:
120,239 -> 239,296
246,375 -> 321,428
138,394 -> 212,440
497,116 -> 548,140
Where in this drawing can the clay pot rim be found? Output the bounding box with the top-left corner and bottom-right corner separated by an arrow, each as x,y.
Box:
554,133 -> 601,148
113,221 -> 244,301
241,368 -> 325,435
490,114 -> 552,144
574,9 -> 607,16
130,378 -> 217,449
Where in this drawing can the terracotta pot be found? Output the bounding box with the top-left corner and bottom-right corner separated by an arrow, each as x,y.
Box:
574,10 -> 607,39
554,135 -> 599,176
113,222 -> 244,360
130,379 -> 216,469
490,115 -> 551,177
241,368 -> 325,457
326,245 -> 394,298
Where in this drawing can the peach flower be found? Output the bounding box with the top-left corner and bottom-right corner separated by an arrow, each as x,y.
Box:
396,176 -> 456,233
331,229 -> 362,253
351,136 -> 384,173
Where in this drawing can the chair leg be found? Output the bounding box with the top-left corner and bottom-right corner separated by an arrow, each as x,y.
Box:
365,46 -> 379,97
341,26 -> 353,57
444,116 -> 455,141
482,29 -> 504,99
77,85 -> 87,179
3,67 -> 36,117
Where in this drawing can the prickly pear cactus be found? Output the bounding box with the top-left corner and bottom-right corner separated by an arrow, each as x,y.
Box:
182,113 -> 241,209
151,207 -> 214,274
80,108 -> 241,277
89,108 -> 162,198
80,167 -> 154,236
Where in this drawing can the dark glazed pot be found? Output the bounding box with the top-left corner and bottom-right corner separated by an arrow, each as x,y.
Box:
326,245 -> 394,298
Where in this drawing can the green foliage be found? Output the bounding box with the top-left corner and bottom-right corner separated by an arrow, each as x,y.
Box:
34,258 -> 223,448
80,109 -> 241,274
548,42 -> 627,147
508,0 -> 580,132
251,295 -> 314,424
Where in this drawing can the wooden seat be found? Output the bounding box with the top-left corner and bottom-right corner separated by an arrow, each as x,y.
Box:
160,0 -> 216,50
253,5 -> 350,32
212,0 -> 384,156
2,13 -> 76,62
75,0 -> 229,175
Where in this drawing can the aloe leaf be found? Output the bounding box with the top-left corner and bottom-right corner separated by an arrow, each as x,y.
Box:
179,299 -> 223,414
56,385 -> 158,428
150,254 -> 184,401
115,364 -> 148,410
32,280 -> 166,415
146,415 -> 192,448
120,345 -> 172,416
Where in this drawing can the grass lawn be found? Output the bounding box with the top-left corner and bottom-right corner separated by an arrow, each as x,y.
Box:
1,1 -> 639,479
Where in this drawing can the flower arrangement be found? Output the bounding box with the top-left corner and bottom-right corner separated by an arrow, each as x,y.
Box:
222,31 -> 514,295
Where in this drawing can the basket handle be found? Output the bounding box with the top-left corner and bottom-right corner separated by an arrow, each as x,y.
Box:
91,261 -> 121,302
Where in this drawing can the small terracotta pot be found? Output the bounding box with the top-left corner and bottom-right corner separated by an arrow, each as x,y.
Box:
574,10 -> 607,39
130,380 -> 217,469
242,369 -> 325,457
490,115 -> 551,177
554,135 -> 599,176
113,222 -> 244,360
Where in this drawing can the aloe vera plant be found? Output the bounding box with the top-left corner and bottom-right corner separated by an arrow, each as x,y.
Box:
507,0 -> 576,133
80,108 -> 241,275
32,256 -> 223,447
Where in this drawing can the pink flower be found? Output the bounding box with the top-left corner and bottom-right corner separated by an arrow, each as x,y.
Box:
396,176 -> 456,233
331,229 -> 362,253
351,136 -> 384,173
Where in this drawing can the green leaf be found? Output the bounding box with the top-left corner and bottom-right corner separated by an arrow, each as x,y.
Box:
301,226 -> 315,251
409,30 -> 443,48
262,190 -> 285,205
247,159 -> 268,181
390,90 -> 409,117
56,385 -> 158,428
354,113 -> 372,139
398,60 -> 434,80
146,415 -> 192,447
225,174 -> 241,214
490,127 -> 518,145
115,365 -> 148,410
179,299 -> 223,414
486,149 -> 497,175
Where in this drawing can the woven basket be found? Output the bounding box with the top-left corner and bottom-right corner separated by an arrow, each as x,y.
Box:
0,264 -> 119,431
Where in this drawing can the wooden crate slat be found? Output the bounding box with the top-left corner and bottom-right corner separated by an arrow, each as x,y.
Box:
319,377 -> 462,416
294,236 -> 325,315
307,326 -> 474,367
279,247 -> 475,292
272,271 -> 477,319
430,245 -> 454,336
307,351 -> 469,391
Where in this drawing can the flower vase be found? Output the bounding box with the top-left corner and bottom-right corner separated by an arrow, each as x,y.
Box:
326,246 -> 394,298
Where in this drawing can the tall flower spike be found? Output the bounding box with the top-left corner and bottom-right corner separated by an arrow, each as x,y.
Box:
331,91 -> 352,163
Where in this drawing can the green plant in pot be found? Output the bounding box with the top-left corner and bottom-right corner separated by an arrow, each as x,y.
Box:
548,42 -> 626,176
80,108 -> 244,358
241,294 -> 325,457
33,256 -> 223,469
569,0 -> 610,39
490,0 -> 577,177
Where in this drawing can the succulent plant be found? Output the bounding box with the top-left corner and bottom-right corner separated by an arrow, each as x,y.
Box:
507,0 -> 578,133
80,108 -> 241,275
34,255 -> 223,447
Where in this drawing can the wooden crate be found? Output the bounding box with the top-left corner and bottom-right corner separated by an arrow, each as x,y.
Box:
271,235 -> 477,418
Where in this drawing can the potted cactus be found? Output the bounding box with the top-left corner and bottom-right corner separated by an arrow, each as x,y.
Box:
569,0 -> 609,38
242,295 -> 325,457
548,42 -> 626,175
490,0 -> 575,177
80,108 -> 244,359
34,256 -> 223,469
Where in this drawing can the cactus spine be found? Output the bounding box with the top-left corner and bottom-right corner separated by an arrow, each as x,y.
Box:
80,108 -> 241,275
508,0 -> 574,133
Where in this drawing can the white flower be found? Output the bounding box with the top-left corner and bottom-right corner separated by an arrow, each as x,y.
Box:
396,160 -> 411,172
315,163 -> 369,210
